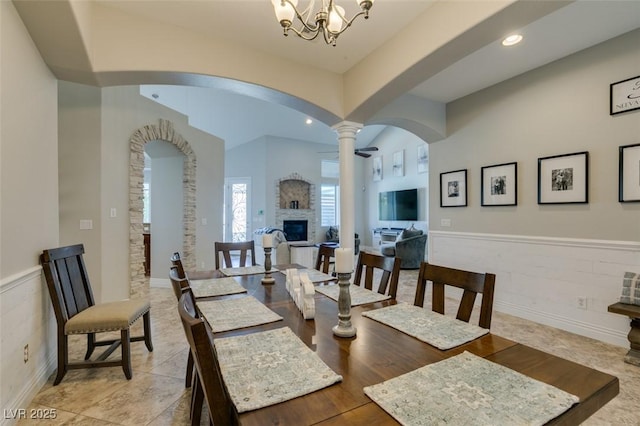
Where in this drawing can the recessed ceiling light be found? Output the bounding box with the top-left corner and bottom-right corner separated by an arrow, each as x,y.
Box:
305,118 -> 313,125
502,34 -> 523,47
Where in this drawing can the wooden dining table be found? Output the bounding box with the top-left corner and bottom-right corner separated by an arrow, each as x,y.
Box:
200,264 -> 619,426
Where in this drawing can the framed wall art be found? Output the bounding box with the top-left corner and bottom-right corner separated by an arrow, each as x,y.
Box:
417,144 -> 428,173
372,156 -> 382,182
392,150 -> 404,177
538,151 -> 589,204
619,143 -> 640,202
610,75 -> 640,115
440,169 -> 467,207
481,162 -> 517,206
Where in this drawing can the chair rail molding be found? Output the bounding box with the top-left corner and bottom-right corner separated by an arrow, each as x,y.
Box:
0,265 -> 42,294
428,231 -> 640,348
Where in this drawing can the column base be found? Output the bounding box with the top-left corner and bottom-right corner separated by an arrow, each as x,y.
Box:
332,324 -> 356,338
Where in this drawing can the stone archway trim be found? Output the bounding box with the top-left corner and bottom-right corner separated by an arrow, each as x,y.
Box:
129,119 -> 196,298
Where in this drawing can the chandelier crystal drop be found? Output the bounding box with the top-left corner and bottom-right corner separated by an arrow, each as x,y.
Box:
271,0 -> 374,46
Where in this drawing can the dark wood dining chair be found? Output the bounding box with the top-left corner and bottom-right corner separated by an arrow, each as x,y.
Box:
172,251 -> 217,280
214,241 -> 257,270
40,244 -> 153,385
413,262 -> 496,329
169,266 -> 196,389
178,291 -> 237,426
352,251 -> 401,298
171,252 -> 187,279
314,244 -> 336,274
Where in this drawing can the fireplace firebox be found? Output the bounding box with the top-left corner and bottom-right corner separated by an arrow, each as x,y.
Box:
283,220 -> 308,242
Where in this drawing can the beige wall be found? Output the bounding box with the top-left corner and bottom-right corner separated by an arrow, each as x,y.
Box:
1,1 -> 59,276
0,0 -> 59,415
58,84 -> 225,302
58,82 -> 103,293
430,29 -> 640,242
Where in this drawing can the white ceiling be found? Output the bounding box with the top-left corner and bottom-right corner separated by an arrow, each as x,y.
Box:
119,0 -> 640,150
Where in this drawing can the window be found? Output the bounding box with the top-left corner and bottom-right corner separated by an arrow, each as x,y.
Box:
321,184 -> 339,226
321,160 -> 340,226
143,182 -> 150,223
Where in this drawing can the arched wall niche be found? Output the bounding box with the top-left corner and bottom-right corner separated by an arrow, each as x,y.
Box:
129,119 -> 196,298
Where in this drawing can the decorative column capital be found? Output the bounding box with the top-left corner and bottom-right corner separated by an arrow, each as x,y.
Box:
332,121 -> 363,139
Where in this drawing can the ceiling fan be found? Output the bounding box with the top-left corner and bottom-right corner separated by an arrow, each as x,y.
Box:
318,147 -> 379,158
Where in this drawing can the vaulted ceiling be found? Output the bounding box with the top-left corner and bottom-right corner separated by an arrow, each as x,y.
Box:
13,0 -> 640,149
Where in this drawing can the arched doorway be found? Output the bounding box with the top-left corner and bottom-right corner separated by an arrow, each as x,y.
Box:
129,119 -> 196,298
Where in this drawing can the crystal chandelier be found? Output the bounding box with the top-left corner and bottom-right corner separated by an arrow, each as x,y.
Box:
271,0 -> 374,46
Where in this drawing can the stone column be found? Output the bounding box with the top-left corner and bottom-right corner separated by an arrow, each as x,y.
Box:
332,121 -> 362,259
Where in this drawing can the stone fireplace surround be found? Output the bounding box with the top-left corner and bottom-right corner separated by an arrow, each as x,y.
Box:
275,173 -> 316,242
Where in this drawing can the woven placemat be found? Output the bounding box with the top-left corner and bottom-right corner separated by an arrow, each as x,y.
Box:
220,265 -> 279,276
198,296 -> 282,333
215,327 -> 342,412
315,284 -> 390,306
364,351 -> 579,425
362,303 -> 488,350
190,276 -> 247,298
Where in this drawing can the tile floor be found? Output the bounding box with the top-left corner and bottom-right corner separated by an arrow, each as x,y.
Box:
19,269 -> 640,425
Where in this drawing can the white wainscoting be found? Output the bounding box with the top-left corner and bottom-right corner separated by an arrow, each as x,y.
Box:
0,267 -> 56,425
428,231 -> 640,348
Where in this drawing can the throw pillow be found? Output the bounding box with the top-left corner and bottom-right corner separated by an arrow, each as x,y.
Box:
620,272 -> 640,306
327,226 -> 339,241
401,227 -> 423,240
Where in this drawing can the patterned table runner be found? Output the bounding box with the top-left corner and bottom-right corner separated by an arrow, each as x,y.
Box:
198,296 -> 282,333
214,327 -> 343,413
364,351 -> 579,426
315,284 -> 390,306
220,265 -> 279,276
300,269 -> 337,283
362,303 -> 488,350
190,276 -> 247,298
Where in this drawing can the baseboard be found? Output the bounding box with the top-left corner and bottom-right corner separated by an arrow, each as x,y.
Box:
495,299 -> 629,348
150,277 -> 171,289
0,353 -> 56,426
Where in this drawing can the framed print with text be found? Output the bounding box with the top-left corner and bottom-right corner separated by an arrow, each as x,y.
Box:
538,151 -> 588,204
619,143 -> 640,202
440,169 -> 467,207
610,75 -> 640,115
481,162 -> 517,206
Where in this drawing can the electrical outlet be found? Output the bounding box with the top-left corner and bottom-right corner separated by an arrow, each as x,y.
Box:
576,296 -> 587,310
23,344 -> 29,363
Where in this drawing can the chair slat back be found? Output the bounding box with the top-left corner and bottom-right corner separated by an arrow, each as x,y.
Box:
214,241 -> 256,270
353,251 -> 401,298
314,244 -> 335,274
169,266 -> 193,301
414,262 -> 496,329
170,252 -> 186,279
178,292 -> 235,425
41,244 -> 95,323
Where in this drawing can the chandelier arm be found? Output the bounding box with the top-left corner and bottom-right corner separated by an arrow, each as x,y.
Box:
283,0 -> 321,33
286,25 -> 323,42
327,10 -> 366,38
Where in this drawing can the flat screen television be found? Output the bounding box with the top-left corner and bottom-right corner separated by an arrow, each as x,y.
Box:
379,189 -> 418,221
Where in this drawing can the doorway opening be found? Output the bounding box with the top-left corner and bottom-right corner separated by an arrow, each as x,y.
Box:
224,177 -> 251,242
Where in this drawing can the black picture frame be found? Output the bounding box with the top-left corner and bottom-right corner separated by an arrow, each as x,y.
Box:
481,162 -> 517,206
440,169 -> 467,207
610,75 -> 640,115
538,151 -> 589,204
619,143 -> 640,203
